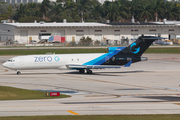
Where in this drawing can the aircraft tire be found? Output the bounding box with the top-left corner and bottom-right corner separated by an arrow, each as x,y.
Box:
79,69 -> 85,74
17,71 -> 21,75
86,69 -> 92,74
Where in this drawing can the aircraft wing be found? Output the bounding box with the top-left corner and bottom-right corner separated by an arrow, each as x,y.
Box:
66,64 -> 121,69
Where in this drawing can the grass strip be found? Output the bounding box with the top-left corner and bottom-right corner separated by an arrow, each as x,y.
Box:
0,86 -> 70,100
1,115 -> 180,120
0,47 -> 180,55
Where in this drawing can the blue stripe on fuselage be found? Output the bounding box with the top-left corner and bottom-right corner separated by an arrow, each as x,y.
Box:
83,47 -> 125,65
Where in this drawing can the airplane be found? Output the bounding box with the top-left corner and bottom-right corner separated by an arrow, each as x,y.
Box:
2,36 -> 164,75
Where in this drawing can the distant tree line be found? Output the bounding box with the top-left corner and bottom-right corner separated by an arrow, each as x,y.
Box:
1,0 -> 180,23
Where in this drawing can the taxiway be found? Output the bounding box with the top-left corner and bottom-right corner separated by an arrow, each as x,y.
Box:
0,54 -> 180,116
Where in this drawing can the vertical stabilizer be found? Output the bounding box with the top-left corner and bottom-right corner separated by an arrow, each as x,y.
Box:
120,36 -> 164,57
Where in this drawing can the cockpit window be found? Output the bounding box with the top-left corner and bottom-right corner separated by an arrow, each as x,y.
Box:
7,59 -> 15,62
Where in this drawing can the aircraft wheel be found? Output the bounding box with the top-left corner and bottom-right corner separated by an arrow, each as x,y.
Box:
86,69 -> 92,74
17,71 -> 21,75
79,69 -> 85,74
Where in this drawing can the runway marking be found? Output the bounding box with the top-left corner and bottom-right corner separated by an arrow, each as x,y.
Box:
150,57 -> 180,60
0,69 -> 8,72
0,83 -> 16,85
86,94 -> 180,97
40,100 -> 53,102
121,94 -> 180,96
67,110 -> 80,115
86,94 -> 121,98
162,57 -> 179,60
174,103 -> 180,105
87,95 -> 113,97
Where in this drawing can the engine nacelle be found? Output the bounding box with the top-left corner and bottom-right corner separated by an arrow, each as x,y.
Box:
141,57 -> 148,61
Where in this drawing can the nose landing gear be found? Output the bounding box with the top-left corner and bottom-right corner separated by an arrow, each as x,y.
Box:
17,70 -> 21,75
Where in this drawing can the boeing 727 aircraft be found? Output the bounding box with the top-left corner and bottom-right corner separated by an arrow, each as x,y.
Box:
2,36 -> 163,74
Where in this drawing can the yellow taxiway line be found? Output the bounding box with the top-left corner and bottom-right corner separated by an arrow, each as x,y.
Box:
67,110 -> 80,115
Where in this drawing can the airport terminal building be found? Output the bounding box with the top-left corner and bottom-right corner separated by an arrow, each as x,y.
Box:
0,20 -> 180,45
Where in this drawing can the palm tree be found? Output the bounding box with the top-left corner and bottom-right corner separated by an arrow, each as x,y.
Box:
91,3 -> 102,22
6,6 -> 13,19
138,3 -> 153,22
124,0 -> 139,21
49,2 -> 63,16
164,2 -> 179,20
77,0 -> 90,21
35,3 -> 42,17
116,0 -> 128,22
112,1 -> 121,22
41,0 -> 51,20
10,0 -> 180,23
103,1 -> 115,22
18,4 -> 27,18
26,2 -> 38,16
64,0 -> 78,18
152,0 -> 164,22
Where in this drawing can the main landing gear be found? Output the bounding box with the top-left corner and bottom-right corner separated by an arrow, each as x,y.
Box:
86,69 -> 92,74
16,70 -> 21,75
79,69 -> 85,74
79,69 -> 92,74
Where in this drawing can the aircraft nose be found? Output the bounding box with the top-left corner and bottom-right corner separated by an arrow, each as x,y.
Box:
2,62 -> 8,68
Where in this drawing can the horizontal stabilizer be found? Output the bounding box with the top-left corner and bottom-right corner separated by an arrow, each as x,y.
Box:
66,64 -> 121,69
124,61 -> 132,67
141,37 -> 166,40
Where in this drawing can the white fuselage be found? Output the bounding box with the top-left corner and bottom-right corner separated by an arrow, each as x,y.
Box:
3,53 -> 104,70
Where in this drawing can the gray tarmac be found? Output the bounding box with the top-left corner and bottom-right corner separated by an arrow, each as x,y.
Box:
0,54 -> 180,116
